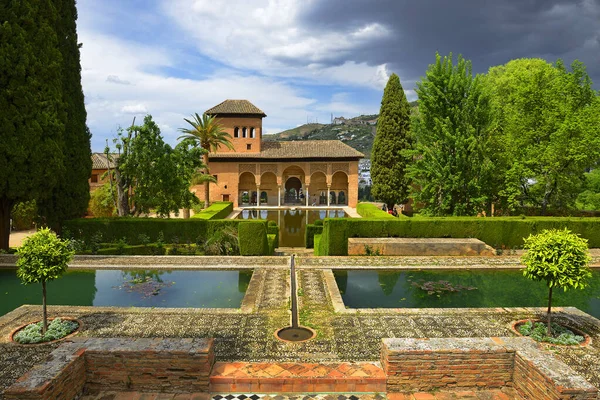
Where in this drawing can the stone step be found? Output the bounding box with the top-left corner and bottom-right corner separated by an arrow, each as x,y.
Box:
212,394 -> 387,400
209,362 -> 387,393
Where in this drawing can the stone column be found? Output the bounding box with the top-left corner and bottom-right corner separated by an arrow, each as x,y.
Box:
306,184 -> 309,207
278,185 -> 281,207
256,185 -> 261,207
327,184 -> 331,207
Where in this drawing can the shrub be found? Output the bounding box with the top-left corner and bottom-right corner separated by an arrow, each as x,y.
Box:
267,222 -> 279,249
191,201 -> 206,214
204,226 -> 239,255
305,224 -> 323,249
319,217 -> 600,256
13,318 -> 78,344
88,183 -> 116,217
518,320 -> 584,345
357,203 -> 396,219
267,234 -> 277,255
16,228 -> 74,333
191,201 -> 233,220
522,228 -> 592,335
238,221 -> 269,256
313,234 -> 322,256
11,200 -> 37,230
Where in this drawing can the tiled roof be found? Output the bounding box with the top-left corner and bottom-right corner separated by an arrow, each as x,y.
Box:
91,153 -> 118,169
209,140 -> 364,160
205,100 -> 266,117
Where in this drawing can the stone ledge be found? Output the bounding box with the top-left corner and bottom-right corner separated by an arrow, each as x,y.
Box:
348,238 -> 496,256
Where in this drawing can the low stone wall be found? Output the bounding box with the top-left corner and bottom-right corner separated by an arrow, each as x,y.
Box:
4,338 -> 214,399
348,238 -> 496,256
381,337 -> 598,399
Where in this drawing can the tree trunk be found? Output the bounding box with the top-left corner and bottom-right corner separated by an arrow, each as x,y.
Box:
203,153 -> 210,209
547,285 -> 553,336
183,208 -> 190,219
115,169 -> 129,216
0,198 -> 13,251
42,281 -> 48,334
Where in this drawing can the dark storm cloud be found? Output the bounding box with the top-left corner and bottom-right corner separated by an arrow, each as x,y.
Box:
297,0 -> 600,88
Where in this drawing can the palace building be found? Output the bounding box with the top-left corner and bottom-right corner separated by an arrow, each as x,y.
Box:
195,100 -> 363,208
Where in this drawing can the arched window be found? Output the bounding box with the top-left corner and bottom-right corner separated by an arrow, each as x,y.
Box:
234,127 -> 239,138
330,191 -> 337,205
260,191 -> 268,203
338,191 -> 346,204
250,127 -> 256,138
242,127 -> 247,138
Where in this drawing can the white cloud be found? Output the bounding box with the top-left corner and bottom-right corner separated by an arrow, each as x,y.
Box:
121,104 -> 148,114
161,0 -> 390,90
107,75 -> 132,85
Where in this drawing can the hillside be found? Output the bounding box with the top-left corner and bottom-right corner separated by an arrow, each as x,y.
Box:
265,120 -> 375,158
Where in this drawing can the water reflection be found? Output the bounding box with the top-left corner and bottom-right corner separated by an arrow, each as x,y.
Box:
237,209 -> 347,247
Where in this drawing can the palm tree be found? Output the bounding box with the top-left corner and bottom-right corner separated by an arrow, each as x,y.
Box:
178,113 -> 234,208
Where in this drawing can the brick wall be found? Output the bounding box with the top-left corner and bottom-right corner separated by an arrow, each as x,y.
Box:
381,338 -> 513,392
382,337 -> 598,399
4,338 -> 214,399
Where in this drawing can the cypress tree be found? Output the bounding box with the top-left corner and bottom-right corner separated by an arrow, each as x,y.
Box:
38,0 -> 91,230
371,73 -> 412,209
0,0 -> 65,250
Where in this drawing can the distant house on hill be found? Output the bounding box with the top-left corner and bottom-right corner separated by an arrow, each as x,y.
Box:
332,116 -> 347,125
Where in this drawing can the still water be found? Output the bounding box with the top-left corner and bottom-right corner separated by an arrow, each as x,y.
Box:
237,209 -> 347,247
0,269 -> 252,317
334,269 -> 600,319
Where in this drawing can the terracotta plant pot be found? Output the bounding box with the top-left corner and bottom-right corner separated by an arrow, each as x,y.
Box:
510,318 -> 591,347
9,317 -> 82,346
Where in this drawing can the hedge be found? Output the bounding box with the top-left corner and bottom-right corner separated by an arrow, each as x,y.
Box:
63,217 -> 240,245
313,234 -> 322,256
238,221 -> 269,256
319,217 -> 600,256
356,203 -> 397,219
267,220 -> 279,248
267,234 -> 277,255
191,201 -> 233,220
305,224 -> 323,249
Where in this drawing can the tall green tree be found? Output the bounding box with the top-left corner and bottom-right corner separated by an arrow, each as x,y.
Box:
0,0 -> 65,250
178,113 -> 233,208
109,115 -> 205,217
371,73 -> 412,209
38,0 -> 91,231
409,53 -> 496,216
486,59 -> 600,215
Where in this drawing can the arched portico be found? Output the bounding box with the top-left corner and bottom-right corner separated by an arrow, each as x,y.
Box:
331,171 -> 349,205
238,172 -> 256,205
282,166 -> 306,205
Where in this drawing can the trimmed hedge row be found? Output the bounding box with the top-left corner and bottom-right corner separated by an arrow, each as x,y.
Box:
356,203 -> 397,219
313,234 -> 322,256
267,234 -> 277,255
318,217 -> 600,256
64,218 -> 241,245
191,202 -> 233,220
268,220 -> 279,249
238,221 -> 269,256
305,224 -> 323,249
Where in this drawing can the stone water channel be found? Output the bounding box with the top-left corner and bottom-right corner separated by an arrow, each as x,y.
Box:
1,255 -> 600,397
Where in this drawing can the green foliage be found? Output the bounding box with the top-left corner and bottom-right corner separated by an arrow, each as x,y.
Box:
319,217 -> 600,256
313,234 -> 322,256
267,222 -> 279,249
88,183 -> 116,217
518,320 -> 584,345
410,53 -> 495,216
577,169 -> 600,210
522,229 -> 592,291
13,318 -> 78,344
486,59 -> 600,214
178,113 -> 234,208
64,217 -> 240,245
16,228 -> 74,285
0,0 -> 66,249
363,245 -> 381,256
204,226 -> 239,255
356,203 -> 396,219
371,73 -> 412,208
37,0 -> 92,231
191,201 -> 233,220
238,221 -> 269,256
305,224 -> 323,249
10,200 -> 37,230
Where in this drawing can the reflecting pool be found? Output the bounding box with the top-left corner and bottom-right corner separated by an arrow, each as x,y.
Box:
237,209 -> 347,247
0,269 -> 252,317
334,269 -> 600,319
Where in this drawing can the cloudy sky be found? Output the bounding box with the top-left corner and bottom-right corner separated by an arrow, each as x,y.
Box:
78,0 -> 600,151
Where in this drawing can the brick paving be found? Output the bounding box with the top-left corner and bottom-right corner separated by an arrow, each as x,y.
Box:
1,260 -> 600,398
